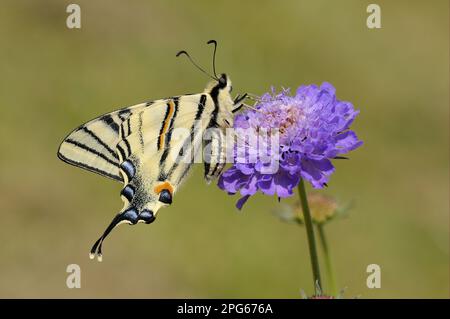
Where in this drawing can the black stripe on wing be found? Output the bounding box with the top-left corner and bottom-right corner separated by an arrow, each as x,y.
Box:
81,127 -> 119,160
100,114 -> 120,133
165,94 -> 207,179
159,98 -> 179,164
64,139 -> 119,167
57,152 -> 122,182
157,102 -> 172,151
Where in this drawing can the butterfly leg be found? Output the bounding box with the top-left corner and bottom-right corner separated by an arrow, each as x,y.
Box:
204,128 -> 226,183
232,93 -> 248,113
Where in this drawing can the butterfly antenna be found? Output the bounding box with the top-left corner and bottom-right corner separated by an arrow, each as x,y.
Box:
176,50 -> 216,81
207,40 -> 218,78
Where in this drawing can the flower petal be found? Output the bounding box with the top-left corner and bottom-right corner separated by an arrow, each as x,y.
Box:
236,195 -> 251,210
335,131 -> 363,153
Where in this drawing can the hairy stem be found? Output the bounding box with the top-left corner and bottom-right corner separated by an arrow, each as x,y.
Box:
317,224 -> 337,296
297,179 -> 322,295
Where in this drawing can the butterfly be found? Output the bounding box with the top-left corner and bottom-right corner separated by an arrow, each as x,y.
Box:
57,40 -> 247,261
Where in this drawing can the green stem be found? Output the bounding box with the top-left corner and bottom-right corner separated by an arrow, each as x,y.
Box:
317,224 -> 337,297
297,179 -> 322,295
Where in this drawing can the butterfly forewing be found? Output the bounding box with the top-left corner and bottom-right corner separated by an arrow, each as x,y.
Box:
57,102 -> 149,181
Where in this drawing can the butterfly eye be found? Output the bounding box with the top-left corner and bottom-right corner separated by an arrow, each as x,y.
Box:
219,74 -> 227,87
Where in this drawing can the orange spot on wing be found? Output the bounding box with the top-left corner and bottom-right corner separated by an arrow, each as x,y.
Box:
159,100 -> 175,150
154,181 -> 174,196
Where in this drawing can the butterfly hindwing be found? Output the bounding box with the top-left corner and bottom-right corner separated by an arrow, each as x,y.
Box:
117,94 -> 215,209
89,94 -> 216,260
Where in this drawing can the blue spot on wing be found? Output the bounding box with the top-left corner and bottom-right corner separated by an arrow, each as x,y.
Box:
122,207 -> 139,224
120,160 -> 135,180
120,185 -> 135,201
139,209 -> 156,224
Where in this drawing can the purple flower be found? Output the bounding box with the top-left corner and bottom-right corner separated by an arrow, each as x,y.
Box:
218,82 -> 363,209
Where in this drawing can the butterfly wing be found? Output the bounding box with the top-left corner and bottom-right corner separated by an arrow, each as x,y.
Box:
69,94 -> 217,260
116,94 -> 215,217
57,102 -> 150,182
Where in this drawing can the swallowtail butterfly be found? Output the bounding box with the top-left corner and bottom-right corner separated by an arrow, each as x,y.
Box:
57,41 -> 247,261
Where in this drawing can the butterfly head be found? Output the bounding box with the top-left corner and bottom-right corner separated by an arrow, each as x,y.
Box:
205,73 -> 232,95
205,73 -> 235,127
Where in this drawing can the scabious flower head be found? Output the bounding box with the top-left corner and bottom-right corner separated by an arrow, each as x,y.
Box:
218,82 -> 363,209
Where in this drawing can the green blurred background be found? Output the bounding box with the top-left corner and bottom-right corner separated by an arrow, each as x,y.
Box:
0,0 -> 448,298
